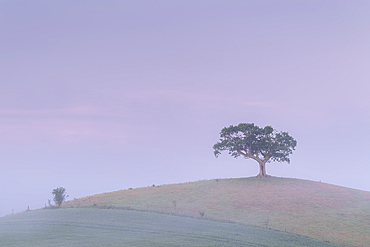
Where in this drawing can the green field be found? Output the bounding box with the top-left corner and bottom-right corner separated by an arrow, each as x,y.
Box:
2,177 -> 369,246
0,208 -> 339,247
63,177 -> 370,246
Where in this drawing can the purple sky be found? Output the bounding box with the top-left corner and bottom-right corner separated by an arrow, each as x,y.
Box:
1,1 -> 370,216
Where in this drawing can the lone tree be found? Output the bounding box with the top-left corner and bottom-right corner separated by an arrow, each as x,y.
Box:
213,123 -> 297,178
52,187 -> 68,206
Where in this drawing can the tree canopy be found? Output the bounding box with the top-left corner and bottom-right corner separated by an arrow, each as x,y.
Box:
213,123 -> 297,178
52,187 -> 68,206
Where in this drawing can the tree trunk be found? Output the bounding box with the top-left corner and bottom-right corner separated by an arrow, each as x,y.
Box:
256,160 -> 269,178
236,151 -> 271,178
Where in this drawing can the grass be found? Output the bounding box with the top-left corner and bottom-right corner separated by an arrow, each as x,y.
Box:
0,208 -> 340,247
62,177 -> 370,247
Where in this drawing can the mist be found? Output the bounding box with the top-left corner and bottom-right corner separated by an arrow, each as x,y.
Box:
1,1 -> 370,216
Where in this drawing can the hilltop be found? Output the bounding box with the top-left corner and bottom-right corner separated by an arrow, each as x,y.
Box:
63,177 -> 370,247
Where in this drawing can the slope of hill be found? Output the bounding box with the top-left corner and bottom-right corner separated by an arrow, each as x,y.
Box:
63,177 -> 370,247
0,208 -> 340,247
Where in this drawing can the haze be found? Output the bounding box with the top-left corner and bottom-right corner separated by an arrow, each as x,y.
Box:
1,1 -> 369,216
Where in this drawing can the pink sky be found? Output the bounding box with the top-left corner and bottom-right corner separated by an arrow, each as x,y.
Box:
1,1 -> 370,215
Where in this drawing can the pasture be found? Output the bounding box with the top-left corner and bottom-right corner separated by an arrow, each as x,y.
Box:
63,177 -> 370,246
0,208 -> 339,247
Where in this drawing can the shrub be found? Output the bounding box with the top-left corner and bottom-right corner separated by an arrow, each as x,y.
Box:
199,211 -> 205,219
52,187 -> 69,206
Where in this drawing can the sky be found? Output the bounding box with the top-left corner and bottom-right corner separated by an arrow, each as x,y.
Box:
1,1 -> 370,216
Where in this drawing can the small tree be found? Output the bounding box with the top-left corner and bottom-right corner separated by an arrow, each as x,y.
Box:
52,187 -> 68,206
213,123 -> 297,178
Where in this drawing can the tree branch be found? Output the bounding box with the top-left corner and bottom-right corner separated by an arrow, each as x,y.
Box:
237,151 -> 262,163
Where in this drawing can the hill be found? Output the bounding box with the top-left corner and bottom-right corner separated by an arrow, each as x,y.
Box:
63,177 -> 370,247
0,208 -> 339,247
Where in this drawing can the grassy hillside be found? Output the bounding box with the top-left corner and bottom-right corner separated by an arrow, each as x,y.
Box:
0,208 -> 339,247
63,177 -> 370,247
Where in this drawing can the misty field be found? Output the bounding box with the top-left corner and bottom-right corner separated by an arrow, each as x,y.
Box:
0,208 -> 339,247
63,177 -> 370,247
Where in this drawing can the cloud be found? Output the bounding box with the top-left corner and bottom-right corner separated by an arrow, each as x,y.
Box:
119,89 -> 278,111
121,89 -> 221,103
0,105 -> 137,147
241,101 -> 270,107
241,100 -> 310,114
0,117 -> 138,147
0,107 -> 102,116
